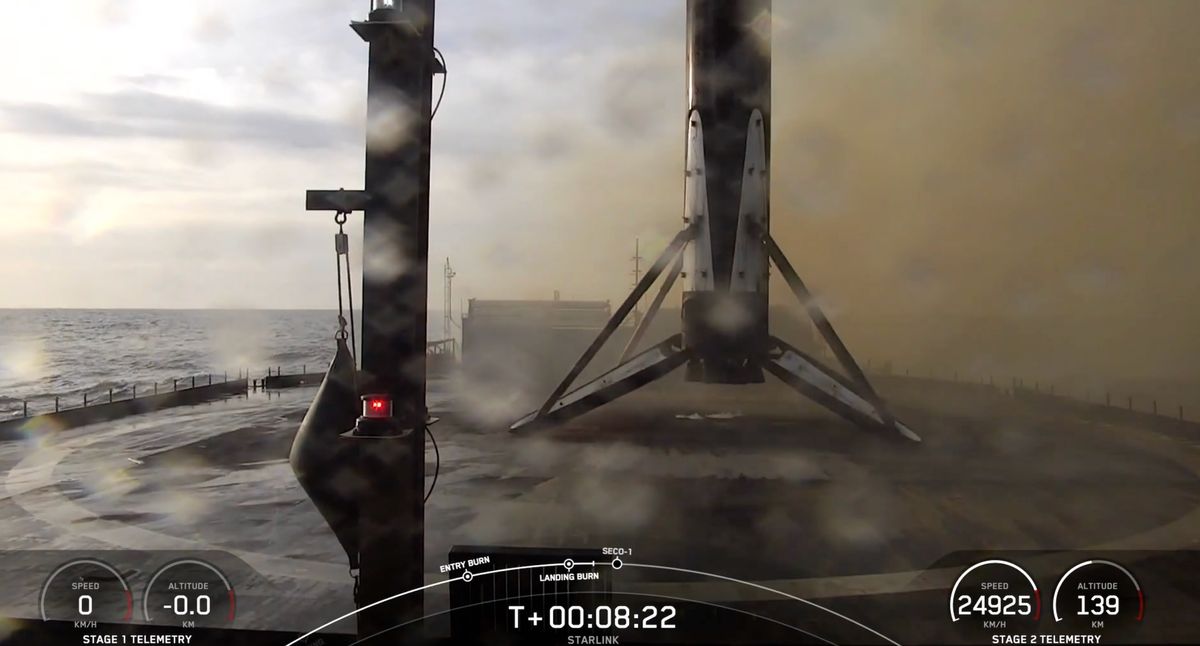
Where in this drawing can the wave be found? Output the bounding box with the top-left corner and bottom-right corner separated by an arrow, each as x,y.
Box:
0,309 -> 446,402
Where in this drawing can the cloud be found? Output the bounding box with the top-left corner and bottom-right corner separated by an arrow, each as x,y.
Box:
1,0 -> 1199,387
0,218 -> 338,309
0,90 -> 356,151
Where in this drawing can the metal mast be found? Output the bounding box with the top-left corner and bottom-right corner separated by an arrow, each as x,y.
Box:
299,1 -> 442,641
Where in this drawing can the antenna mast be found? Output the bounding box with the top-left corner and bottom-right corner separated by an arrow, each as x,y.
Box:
444,257 -> 456,355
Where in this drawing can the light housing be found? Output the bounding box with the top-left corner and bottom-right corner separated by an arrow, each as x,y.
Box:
363,394 -> 392,419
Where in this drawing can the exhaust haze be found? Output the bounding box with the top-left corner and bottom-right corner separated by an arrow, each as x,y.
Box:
460,1 -> 1200,390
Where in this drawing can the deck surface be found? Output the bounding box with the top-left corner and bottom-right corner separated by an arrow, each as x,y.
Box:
0,376 -> 1196,642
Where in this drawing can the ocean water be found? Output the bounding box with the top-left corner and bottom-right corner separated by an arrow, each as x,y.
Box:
0,309 -> 447,417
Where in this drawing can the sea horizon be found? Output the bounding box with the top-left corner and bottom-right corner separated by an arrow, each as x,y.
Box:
0,306 -> 386,311
0,309 -> 455,413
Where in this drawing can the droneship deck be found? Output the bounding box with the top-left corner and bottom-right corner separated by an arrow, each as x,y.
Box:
0,376 -> 1197,642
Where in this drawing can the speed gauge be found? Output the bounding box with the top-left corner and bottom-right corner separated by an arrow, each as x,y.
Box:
40,558 -> 133,624
949,559 -> 1040,637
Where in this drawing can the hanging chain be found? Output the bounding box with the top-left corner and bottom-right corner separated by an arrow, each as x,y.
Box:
333,211 -> 358,366
342,221 -> 358,366
333,212 -> 350,342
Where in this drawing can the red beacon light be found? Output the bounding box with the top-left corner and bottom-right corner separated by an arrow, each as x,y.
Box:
362,394 -> 392,419
352,394 -> 397,437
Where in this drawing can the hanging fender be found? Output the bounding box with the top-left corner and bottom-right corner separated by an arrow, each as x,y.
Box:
289,336 -> 363,569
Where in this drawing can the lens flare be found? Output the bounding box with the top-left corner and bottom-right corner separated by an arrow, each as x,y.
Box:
0,339 -> 47,383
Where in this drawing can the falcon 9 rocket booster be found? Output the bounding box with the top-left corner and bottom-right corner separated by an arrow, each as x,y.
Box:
513,0 -> 919,442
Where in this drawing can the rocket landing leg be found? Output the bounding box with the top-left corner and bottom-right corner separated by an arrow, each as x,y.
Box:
765,337 -> 921,442
510,84 -> 914,440
510,336 -> 690,431
510,232 -> 919,442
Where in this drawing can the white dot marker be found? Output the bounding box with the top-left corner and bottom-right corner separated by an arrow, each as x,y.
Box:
461,571 -> 473,582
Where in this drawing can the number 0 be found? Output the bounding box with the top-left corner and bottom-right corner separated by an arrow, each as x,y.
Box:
78,594 -> 93,616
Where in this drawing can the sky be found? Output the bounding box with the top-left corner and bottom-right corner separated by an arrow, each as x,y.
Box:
1,1 -> 1199,382
0,0 -> 682,312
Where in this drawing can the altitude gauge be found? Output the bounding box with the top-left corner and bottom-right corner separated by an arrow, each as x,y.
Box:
949,560 -> 1040,636
1052,560 -> 1143,637
143,559 -> 236,628
40,558 -> 133,624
